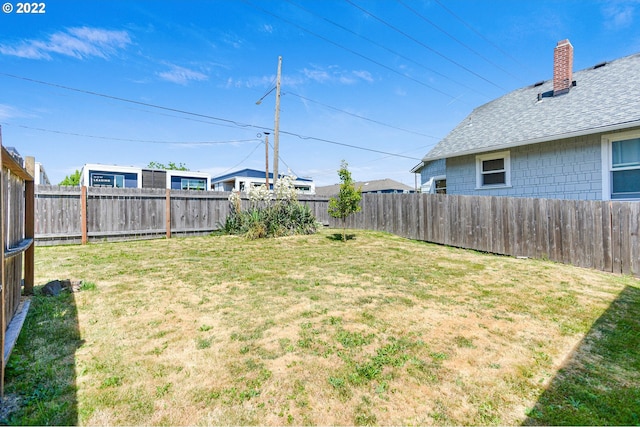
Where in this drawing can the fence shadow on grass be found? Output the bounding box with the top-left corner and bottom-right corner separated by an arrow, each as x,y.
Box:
523,284 -> 640,426
2,286 -> 82,425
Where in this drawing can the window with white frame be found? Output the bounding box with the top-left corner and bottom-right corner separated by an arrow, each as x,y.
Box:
609,134 -> 640,199
434,177 -> 447,194
427,175 -> 446,194
476,151 -> 510,188
181,178 -> 206,190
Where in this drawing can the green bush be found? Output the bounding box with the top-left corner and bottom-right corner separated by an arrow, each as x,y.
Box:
221,176 -> 319,239
223,202 -> 318,239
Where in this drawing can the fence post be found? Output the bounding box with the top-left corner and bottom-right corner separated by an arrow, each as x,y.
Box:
81,186 -> 88,245
165,188 -> 171,239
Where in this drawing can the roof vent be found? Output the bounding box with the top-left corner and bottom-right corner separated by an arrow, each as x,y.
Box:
593,61 -> 607,69
532,80 -> 545,88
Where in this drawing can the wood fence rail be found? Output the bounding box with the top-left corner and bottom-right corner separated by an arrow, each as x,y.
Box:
34,186 -> 639,277
1,133 -> 35,396
35,186 -> 333,245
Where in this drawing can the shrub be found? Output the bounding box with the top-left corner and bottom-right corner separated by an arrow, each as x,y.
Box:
221,175 -> 319,239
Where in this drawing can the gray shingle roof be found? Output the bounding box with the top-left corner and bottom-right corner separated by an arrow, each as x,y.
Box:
316,178 -> 413,196
422,52 -> 640,162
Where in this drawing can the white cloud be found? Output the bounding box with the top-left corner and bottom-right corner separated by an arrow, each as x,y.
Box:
0,26 -> 131,60
303,68 -> 332,83
0,104 -> 23,121
157,64 -> 208,85
603,1 -> 637,29
352,70 -> 374,83
302,66 -> 374,85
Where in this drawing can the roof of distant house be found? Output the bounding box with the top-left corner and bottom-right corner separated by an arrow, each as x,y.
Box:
422,52 -> 640,162
212,168 -> 313,182
316,178 -> 413,196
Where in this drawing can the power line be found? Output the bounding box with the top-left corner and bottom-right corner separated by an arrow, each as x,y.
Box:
3,123 -> 260,145
279,130 -> 421,161
0,72 -> 425,161
285,91 -> 440,139
433,0 -> 527,71
266,138 -> 298,177
217,141 -> 264,176
243,0 -> 456,99
284,0 -> 490,100
396,0 -> 524,84
0,72 -> 262,131
344,0 -> 506,91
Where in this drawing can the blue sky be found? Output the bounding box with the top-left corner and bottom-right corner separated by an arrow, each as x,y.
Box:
1,0 -> 639,187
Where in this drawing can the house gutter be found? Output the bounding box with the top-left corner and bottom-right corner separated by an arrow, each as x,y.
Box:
421,119 -> 640,162
409,162 -> 424,173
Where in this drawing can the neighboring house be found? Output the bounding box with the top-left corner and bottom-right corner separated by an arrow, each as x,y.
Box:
80,163 -> 210,190
412,40 -> 640,201
5,146 -> 23,166
6,151 -> 51,185
316,178 -> 414,196
33,162 -> 50,185
211,168 -> 316,194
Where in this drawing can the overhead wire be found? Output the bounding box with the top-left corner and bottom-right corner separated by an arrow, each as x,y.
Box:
396,0 -> 524,84
3,123 -> 260,145
279,130 -> 421,160
344,0 -> 507,91
217,141 -> 264,176
285,91 -> 440,139
433,0 -> 527,71
242,0 -> 456,99
0,73 -> 424,161
0,72 -> 262,131
284,0 -> 490,100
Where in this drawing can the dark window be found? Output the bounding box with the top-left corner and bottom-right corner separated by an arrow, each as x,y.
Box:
482,158 -> 504,172
611,137 -> 640,199
612,169 -> 640,199
483,172 -> 506,186
480,157 -> 507,186
435,179 -> 446,194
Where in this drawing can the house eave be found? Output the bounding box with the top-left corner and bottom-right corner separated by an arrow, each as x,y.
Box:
422,119 -> 640,162
409,162 -> 424,173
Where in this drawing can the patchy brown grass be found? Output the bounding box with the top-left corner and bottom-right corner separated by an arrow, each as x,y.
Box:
10,228 -> 639,425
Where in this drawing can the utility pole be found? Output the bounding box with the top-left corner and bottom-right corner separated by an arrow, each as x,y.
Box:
264,132 -> 270,189
273,56 -> 282,187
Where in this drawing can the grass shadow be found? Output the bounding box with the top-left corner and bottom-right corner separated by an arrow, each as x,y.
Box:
524,284 -> 640,425
1,285 -> 82,425
326,233 -> 357,241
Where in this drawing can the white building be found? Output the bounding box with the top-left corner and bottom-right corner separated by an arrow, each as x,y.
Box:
211,168 -> 315,194
80,163 -> 210,190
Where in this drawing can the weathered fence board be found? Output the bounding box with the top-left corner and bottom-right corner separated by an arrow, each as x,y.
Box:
34,187 -> 640,278
1,136 -> 35,396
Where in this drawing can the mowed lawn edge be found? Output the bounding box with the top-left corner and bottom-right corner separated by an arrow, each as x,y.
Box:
3,228 -> 639,425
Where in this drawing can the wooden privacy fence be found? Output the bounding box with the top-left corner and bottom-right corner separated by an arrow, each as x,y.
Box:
341,193 -> 639,277
0,137 -> 35,396
35,186 -> 332,245
35,187 -> 639,277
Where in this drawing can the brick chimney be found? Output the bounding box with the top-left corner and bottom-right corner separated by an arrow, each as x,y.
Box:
553,39 -> 573,96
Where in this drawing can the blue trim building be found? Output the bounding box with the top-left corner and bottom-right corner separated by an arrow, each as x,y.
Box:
80,164 -> 210,190
211,168 -> 315,194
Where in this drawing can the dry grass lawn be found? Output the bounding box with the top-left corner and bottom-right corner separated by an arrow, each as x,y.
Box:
8,228 -> 639,425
